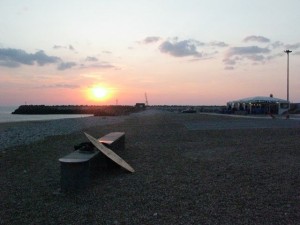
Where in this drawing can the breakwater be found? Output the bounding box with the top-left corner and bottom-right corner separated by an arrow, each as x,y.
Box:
12,105 -> 144,116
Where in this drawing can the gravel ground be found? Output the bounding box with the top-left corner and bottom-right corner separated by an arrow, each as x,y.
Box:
0,116 -> 125,151
0,110 -> 299,225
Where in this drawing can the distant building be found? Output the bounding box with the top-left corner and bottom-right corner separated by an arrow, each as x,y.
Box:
135,103 -> 146,109
227,96 -> 289,115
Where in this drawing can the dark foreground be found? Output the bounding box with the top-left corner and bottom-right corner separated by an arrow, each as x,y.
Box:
0,111 -> 299,225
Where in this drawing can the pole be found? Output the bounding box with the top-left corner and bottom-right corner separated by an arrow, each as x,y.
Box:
284,50 -> 292,118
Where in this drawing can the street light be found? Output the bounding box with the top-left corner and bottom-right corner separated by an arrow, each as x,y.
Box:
284,49 -> 292,118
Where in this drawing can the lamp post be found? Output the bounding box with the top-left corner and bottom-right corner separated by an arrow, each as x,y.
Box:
284,49 -> 292,118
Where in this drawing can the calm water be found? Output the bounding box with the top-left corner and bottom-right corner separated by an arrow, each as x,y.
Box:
0,106 -> 92,123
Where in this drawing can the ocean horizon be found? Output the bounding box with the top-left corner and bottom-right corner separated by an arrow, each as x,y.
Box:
0,106 -> 93,123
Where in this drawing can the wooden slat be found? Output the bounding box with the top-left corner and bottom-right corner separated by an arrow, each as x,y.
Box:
85,132 -> 135,173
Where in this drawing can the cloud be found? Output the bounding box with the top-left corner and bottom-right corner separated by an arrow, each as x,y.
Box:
285,42 -> 300,50
80,61 -> 117,70
142,36 -> 161,44
39,84 -> 80,89
266,52 -> 284,60
223,58 -> 236,65
34,50 -> 60,65
82,57 -> 117,69
243,35 -> 270,43
225,66 -> 234,70
53,45 -> 63,49
294,51 -> 300,55
69,45 -> 75,51
209,41 -> 229,47
0,48 -> 81,71
159,39 -> 203,58
0,60 -> 20,68
0,48 -> 60,67
53,44 -> 76,51
271,41 -> 284,49
57,62 -> 77,70
245,54 -> 265,61
85,56 -> 98,62
227,46 -> 270,57
223,46 -> 271,69
92,63 -> 116,69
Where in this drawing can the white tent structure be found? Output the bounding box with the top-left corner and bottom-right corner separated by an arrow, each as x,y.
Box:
227,96 -> 289,115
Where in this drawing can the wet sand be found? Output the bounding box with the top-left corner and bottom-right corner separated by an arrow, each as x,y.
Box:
0,110 -> 299,224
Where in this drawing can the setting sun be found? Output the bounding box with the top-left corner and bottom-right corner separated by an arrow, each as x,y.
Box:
84,85 -> 115,103
92,87 -> 108,99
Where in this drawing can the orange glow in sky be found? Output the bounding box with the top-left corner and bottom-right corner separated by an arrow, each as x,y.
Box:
0,1 -> 300,106
83,85 -> 114,103
92,87 -> 108,99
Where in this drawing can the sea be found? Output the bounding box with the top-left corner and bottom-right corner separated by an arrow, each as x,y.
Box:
0,106 -> 93,123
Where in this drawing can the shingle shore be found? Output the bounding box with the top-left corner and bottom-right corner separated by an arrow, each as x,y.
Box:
0,110 -> 299,225
0,116 -> 125,151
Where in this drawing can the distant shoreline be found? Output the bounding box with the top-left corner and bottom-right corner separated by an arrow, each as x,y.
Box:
11,105 -> 146,116
0,113 -> 93,124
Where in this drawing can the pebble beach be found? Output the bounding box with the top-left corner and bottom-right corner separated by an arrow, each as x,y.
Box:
0,116 -> 125,151
0,109 -> 299,224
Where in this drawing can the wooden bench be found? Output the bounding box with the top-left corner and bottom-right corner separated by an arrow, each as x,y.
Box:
59,132 -> 125,192
98,132 -> 125,151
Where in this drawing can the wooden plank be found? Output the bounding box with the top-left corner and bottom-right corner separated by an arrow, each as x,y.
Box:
59,150 -> 98,163
99,132 -> 125,145
84,132 -> 135,173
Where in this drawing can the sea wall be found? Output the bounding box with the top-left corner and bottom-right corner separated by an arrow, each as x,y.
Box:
12,105 -> 143,116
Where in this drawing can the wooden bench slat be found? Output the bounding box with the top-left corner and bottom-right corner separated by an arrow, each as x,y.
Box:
59,150 -> 98,163
99,132 -> 125,144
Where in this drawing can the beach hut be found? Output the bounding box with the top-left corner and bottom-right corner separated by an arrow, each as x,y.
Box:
227,96 -> 289,115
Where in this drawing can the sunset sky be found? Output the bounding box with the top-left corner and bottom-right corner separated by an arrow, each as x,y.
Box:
1,0 -> 300,106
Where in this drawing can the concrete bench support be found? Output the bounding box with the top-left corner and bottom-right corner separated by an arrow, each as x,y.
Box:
59,132 -> 125,192
59,150 -> 100,192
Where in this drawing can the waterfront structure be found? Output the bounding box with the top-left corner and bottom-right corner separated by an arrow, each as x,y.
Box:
227,96 -> 289,115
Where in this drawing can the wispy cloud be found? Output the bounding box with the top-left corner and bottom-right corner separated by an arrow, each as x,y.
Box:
208,41 -> 229,47
0,60 -> 20,68
142,36 -> 161,44
294,51 -> 300,55
69,45 -> 75,51
38,84 -> 80,89
85,56 -> 98,62
53,45 -> 63,49
0,47 -> 82,71
243,35 -> 270,43
80,61 -> 117,70
53,44 -> 76,51
159,39 -> 203,58
223,58 -> 236,65
266,52 -> 284,60
224,66 -> 234,70
271,41 -> 284,49
223,37 -> 300,70
223,46 -> 271,69
0,48 -> 60,68
285,42 -> 300,50
227,46 -> 270,56
57,62 -> 77,70
140,36 -> 228,60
